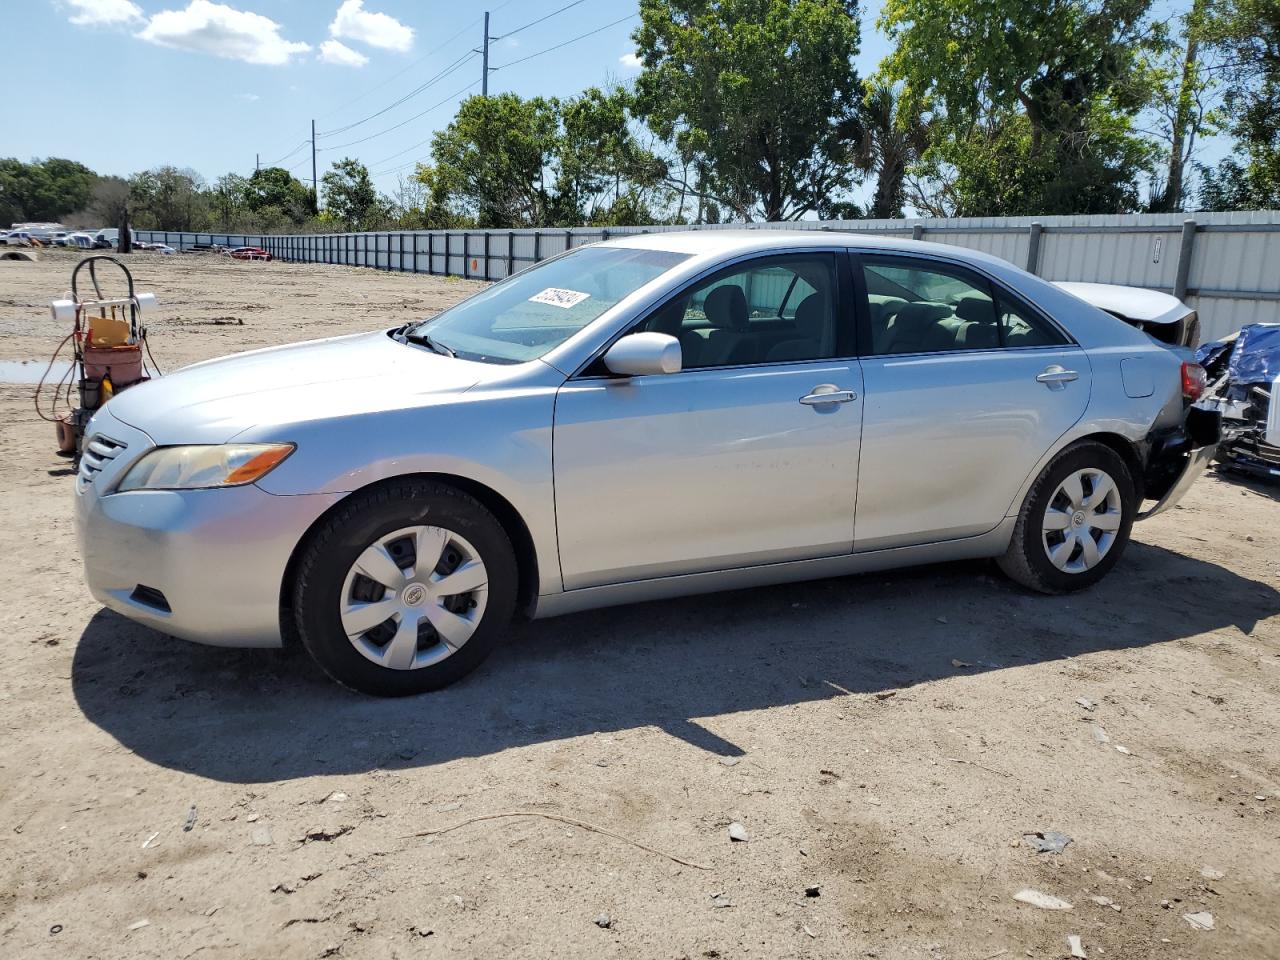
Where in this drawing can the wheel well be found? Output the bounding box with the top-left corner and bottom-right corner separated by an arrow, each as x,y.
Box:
1072,432 -> 1146,501
278,473 -> 542,647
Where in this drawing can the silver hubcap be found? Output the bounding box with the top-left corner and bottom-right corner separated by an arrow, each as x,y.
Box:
340,525 -> 488,671
1042,468 -> 1123,573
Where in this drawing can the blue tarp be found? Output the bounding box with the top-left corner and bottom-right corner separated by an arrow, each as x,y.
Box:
1229,323 -> 1280,384
1198,323 -> 1280,384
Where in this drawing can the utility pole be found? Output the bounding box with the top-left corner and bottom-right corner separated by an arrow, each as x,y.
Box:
311,119 -> 319,214
481,12 -> 490,96
255,153 -> 260,173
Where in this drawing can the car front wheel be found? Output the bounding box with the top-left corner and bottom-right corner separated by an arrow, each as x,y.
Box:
293,480 -> 517,696
998,441 -> 1136,594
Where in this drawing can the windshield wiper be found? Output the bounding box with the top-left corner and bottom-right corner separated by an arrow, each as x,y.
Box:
400,329 -> 456,358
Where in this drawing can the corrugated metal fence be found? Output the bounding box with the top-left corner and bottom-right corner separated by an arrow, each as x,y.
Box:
138,210 -> 1280,342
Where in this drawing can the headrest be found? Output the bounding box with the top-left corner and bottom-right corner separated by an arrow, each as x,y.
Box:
894,301 -> 951,328
953,296 -> 995,323
793,293 -> 827,337
704,285 -> 748,330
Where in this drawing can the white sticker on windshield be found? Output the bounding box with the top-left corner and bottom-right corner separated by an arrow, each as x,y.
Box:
529,287 -> 590,309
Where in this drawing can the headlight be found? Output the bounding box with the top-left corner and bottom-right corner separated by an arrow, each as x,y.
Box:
116,443 -> 295,492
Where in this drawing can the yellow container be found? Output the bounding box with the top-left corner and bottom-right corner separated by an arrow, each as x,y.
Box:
88,312 -> 130,347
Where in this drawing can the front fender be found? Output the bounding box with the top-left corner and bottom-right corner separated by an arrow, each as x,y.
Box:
251,386 -> 562,594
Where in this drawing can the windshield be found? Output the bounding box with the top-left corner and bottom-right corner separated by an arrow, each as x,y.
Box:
407,245 -> 690,363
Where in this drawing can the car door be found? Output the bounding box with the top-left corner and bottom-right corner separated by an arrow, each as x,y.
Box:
853,252 -> 1092,551
553,251 -> 863,590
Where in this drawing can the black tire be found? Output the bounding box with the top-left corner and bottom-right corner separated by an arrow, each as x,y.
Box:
293,479 -> 517,696
998,441 -> 1136,594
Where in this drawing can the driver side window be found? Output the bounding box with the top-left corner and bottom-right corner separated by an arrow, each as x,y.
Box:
641,254 -> 840,368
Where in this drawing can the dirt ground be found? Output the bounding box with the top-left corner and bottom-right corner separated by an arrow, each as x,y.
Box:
0,249 -> 1277,960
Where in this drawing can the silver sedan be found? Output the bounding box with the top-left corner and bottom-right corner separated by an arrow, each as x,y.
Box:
75,231 -> 1219,695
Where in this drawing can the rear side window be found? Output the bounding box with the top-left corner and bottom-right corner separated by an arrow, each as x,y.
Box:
998,294 -> 1065,347
861,256 -> 1066,354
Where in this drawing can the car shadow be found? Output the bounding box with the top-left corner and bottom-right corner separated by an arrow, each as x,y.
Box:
71,543 -> 1280,784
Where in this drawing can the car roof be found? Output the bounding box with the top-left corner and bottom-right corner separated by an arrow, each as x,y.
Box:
600,228 -> 1015,271
595,228 -> 1153,352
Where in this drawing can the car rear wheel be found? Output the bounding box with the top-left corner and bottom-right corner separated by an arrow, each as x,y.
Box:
293,479 -> 517,696
998,441 -> 1136,594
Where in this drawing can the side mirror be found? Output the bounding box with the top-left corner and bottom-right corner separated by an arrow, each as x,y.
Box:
603,332 -> 682,377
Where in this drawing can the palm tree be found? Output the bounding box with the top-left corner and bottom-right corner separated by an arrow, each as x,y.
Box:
857,83 -> 933,219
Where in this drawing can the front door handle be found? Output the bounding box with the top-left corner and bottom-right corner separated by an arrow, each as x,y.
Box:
799,384 -> 857,406
1036,365 -> 1079,390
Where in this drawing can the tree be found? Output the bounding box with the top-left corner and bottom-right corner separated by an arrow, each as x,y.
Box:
856,82 -> 932,219
247,167 -> 312,222
129,166 -> 207,231
880,0 -> 1159,215
211,173 -> 252,227
321,158 -> 383,229
88,176 -> 131,228
1197,0 -> 1280,209
429,94 -> 561,227
0,157 -> 96,223
632,0 -> 864,221
556,86 -> 668,224
1144,0 -> 1222,211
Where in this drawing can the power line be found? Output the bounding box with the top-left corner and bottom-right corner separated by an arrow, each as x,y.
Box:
320,79 -> 481,152
492,13 -> 638,72
319,49 -> 479,138
371,156 -> 425,179
494,0 -> 589,40
365,10 -> 639,179
265,139 -> 310,167
368,129 -> 439,169
317,0 -> 518,121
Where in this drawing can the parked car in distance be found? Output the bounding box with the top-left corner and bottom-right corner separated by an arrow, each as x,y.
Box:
6,222 -> 67,245
92,229 -> 139,249
76,231 -> 1219,696
229,246 -> 272,261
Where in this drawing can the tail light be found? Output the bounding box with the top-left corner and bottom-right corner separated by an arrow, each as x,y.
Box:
1181,361 -> 1207,401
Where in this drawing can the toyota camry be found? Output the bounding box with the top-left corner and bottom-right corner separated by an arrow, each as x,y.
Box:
75,231 -> 1220,695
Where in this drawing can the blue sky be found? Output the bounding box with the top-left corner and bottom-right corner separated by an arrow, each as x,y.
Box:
3,0 -> 892,194
4,0 -> 1220,206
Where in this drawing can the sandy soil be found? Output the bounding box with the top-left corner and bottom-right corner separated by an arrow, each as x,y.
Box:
0,250 -> 1277,960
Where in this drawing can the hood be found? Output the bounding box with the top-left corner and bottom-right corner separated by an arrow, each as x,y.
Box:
106,330 -> 488,444
1053,281 -> 1191,325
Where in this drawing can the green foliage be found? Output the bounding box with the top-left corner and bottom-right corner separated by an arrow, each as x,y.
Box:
556,86 -> 667,224
633,0 -> 864,221
880,0 -> 1159,215
247,167 -> 313,221
129,166 -> 208,231
856,83 -> 931,219
424,90 -> 666,228
1197,0 -> 1280,209
0,157 -> 96,224
321,158 -> 384,229
428,93 -> 561,227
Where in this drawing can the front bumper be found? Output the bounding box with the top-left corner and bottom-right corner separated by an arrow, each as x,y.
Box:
74,409 -> 343,648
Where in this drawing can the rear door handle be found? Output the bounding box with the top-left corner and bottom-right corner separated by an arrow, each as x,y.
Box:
1036,365 -> 1079,389
799,385 -> 857,406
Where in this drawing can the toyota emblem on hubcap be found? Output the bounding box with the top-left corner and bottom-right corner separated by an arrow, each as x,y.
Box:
402,584 -> 427,606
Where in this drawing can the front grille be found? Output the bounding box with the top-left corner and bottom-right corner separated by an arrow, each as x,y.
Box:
77,434 -> 127,491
